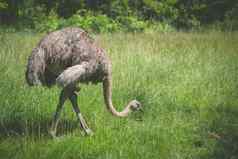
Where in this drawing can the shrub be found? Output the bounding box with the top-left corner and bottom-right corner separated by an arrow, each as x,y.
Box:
66,13 -> 120,33
33,10 -> 120,33
34,10 -> 61,32
117,16 -> 148,32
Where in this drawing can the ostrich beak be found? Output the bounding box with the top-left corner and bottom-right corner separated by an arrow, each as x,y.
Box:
137,106 -> 143,112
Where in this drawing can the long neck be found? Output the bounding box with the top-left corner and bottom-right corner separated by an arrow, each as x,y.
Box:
103,76 -> 131,117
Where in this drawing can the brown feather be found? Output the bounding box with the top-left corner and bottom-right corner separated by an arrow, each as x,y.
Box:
26,27 -> 110,87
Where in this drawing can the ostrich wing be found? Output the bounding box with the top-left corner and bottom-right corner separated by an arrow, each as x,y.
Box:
56,62 -> 89,88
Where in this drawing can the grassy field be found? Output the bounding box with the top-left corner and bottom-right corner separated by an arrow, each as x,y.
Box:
0,30 -> 237,159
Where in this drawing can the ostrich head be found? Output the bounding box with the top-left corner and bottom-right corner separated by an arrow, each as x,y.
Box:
128,100 -> 142,111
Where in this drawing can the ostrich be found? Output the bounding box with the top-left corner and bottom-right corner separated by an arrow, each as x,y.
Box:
25,27 -> 142,137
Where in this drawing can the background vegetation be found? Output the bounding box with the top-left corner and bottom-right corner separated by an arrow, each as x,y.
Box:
0,0 -> 238,32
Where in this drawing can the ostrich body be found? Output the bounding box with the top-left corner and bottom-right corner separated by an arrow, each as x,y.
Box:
26,27 -> 141,137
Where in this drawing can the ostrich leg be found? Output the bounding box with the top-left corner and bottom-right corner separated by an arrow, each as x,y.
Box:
69,92 -> 93,135
49,89 -> 67,138
56,63 -> 93,135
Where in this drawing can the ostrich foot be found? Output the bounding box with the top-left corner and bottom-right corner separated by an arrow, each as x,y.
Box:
49,130 -> 57,138
77,113 -> 93,136
84,128 -> 93,136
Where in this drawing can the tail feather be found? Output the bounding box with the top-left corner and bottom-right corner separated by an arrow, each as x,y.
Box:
25,47 -> 45,86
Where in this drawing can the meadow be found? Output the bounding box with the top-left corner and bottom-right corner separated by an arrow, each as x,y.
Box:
0,30 -> 237,159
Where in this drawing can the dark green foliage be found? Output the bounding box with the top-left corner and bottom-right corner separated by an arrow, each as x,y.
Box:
32,10 -> 120,33
31,9 -> 148,33
0,0 -> 238,31
65,11 -> 120,33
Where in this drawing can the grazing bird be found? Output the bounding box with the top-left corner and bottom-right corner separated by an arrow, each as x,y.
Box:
25,27 -> 142,137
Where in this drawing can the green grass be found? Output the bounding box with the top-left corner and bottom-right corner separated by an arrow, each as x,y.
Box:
0,30 -> 238,159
